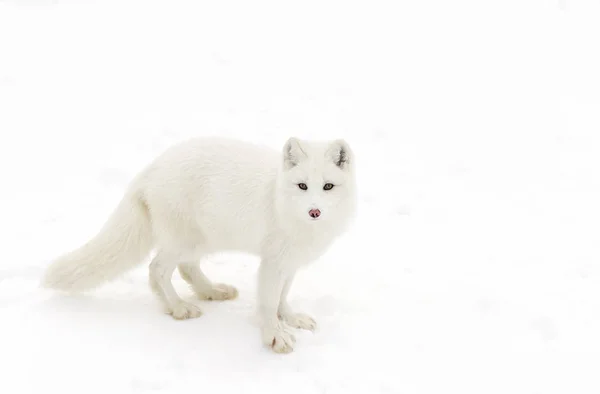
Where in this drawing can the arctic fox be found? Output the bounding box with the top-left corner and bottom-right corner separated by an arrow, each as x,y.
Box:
42,136 -> 357,353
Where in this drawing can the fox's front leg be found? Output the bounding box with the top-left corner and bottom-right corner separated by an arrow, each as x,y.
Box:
278,273 -> 317,331
258,260 -> 296,353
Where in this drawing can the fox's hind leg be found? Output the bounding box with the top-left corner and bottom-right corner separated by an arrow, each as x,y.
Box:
149,249 -> 203,320
178,260 -> 238,301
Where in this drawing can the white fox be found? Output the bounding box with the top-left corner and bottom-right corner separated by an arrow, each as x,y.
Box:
42,136 -> 357,353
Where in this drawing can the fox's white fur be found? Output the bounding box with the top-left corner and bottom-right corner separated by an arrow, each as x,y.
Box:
42,136 -> 356,353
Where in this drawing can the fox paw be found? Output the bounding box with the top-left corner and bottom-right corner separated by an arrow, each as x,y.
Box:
169,302 -> 203,320
262,322 -> 296,354
280,312 -> 317,331
197,283 -> 239,301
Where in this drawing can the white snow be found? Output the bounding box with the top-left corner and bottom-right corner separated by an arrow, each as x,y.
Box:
1,0 -> 600,393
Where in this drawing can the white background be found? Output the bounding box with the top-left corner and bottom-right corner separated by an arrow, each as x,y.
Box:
1,1 -> 599,393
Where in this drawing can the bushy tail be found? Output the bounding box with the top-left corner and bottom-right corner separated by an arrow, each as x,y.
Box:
42,191 -> 154,292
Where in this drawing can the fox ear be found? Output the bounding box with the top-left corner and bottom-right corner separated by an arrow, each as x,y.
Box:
327,139 -> 352,170
283,137 -> 307,169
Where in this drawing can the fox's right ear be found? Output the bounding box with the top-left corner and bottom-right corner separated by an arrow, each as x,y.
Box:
283,137 -> 307,169
326,139 -> 352,171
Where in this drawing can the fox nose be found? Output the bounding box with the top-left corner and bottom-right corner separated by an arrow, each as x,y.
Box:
308,208 -> 321,218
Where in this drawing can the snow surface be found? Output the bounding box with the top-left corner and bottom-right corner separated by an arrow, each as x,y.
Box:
1,0 -> 600,393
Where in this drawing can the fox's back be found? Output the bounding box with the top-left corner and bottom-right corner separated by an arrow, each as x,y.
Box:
138,137 -> 281,253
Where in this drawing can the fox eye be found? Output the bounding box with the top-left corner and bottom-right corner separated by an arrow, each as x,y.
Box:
298,183 -> 308,190
323,183 -> 334,191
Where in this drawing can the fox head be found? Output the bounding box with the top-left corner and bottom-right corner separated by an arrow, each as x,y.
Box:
276,137 -> 357,228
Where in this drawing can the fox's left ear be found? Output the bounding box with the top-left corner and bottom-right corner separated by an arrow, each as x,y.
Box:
283,137 -> 308,169
327,139 -> 352,170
